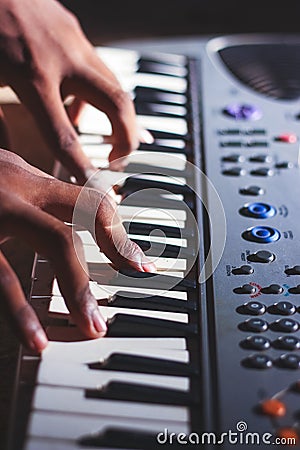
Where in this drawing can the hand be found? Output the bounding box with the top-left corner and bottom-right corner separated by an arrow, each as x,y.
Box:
0,0 -> 141,184
0,149 -> 155,353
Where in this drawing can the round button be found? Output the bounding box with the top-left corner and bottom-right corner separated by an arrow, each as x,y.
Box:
261,284 -> 283,295
274,133 -> 297,143
275,336 -> 300,350
249,154 -> 272,163
273,318 -> 299,333
277,354 -> 300,369
248,250 -> 275,263
242,226 -> 280,244
271,301 -> 296,315
240,202 -> 276,219
223,104 -> 262,121
243,318 -> 268,332
239,186 -> 264,196
243,354 -> 272,369
242,335 -> 271,350
275,161 -> 294,169
260,398 -> 286,417
242,301 -> 266,315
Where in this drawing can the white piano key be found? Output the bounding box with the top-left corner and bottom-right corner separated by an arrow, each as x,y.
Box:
126,73 -> 187,94
51,278 -> 188,300
33,386 -> 189,423
37,362 -> 189,390
83,247 -> 186,271
137,115 -> 188,136
42,338 -> 188,363
108,204 -> 187,222
28,411 -> 189,439
49,297 -> 188,323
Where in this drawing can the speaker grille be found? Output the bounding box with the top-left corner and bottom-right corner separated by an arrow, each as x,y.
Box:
219,44 -> 300,100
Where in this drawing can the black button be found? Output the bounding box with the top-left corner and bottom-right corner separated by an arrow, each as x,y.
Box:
270,302 -> 296,316
246,141 -> 268,147
250,167 -> 274,177
243,354 -> 273,369
222,167 -> 246,176
277,354 -> 300,369
272,318 -> 299,333
285,265 -> 300,275
243,318 -> 268,332
232,265 -> 254,275
222,154 -> 245,163
220,141 -> 243,147
234,284 -> 257,294
218,129 -> 241,135
239,186 -> 265,196
248,250 -> 275,263
240,301 -> 266,315
274,336 -> 300,350
261,284 -> 283,295
249,155 -> 272,163
275,161 -> 294,169
241,335 -> 271,350
288,285 -> 300,294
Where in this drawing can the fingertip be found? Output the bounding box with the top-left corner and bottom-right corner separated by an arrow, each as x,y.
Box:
92,308 -> 107,337
142,261 -> 157,273
30,328 -> 49,353
139,128 -> 154,144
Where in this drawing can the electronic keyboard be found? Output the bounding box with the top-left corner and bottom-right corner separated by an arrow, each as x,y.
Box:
8,34 -> 300,449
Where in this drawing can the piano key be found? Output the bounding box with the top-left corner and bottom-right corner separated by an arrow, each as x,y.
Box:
120,193 -> 194,213
123,221 -> 193,238
117,204 -> 187,222
117,175 -> 192,196
135,86 -> 187,105
49,296 -> 188,323
126,238 -> 192,258
106,313 -> 197,337
88,351 -> 197,376
84,245 -> 187,268
89,269 -> 196,291
37,361 -> 189,390
137,60 -> 187,78
85,381 -> 195,406
51,278 -> 188,300
42,338 -> 189,364
33,383 -> 189,424
107,291 -> 195,312
28,411 -> 189,440
135,102 -> 187,118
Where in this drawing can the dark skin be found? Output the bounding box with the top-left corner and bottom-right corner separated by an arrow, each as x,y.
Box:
0,0 -> 155,352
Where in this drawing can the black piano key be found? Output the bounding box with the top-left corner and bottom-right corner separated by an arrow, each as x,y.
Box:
135,86 -> 187,105
88,352 -> 197,376
120,188 -> 194,209
85,381 -> 195,406
123,220 -> 194,238
146,129 -> 190,141
139,142 -> 192,155
130,238 -> 194,258
137,60 -> 187,77
106,313 -> 197,337
135,102 -> 187,118
79,427 -> 185,449
107,290 -> 196,312
117,175 -> 193,196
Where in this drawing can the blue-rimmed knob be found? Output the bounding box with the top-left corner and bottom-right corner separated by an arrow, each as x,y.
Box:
240,203 -> 276,219
242,226 -> 280,243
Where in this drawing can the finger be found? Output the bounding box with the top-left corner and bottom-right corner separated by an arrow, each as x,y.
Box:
64,62 -> 140,165
12,79 -> 94,184
66,97 -> 85,128
0,190 -> 107,339
0,250 -> 48,353
27,176 -> 156,273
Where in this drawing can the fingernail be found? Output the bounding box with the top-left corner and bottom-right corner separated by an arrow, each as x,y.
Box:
142,261 -> 157,273
92,308 -> 107,336
139,128 -> 154,144
31,329 -> 48,353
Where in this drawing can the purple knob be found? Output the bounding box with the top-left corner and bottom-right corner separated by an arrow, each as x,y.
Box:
223,104 -> 262,120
